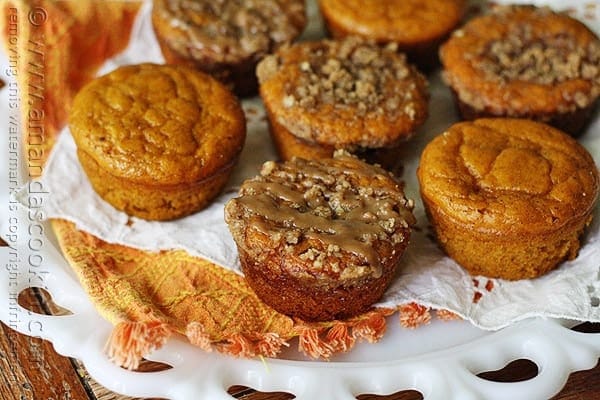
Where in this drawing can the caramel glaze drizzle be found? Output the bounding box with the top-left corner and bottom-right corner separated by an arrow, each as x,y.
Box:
234,156 -> 413,278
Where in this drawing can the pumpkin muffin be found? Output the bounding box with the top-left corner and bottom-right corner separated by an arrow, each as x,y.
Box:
440,5 -> 600,136
417,119 -> 599,280
151,0 -> 306,96
318,0 -> 467,69
256,37 -> 429,170
225,152 -> 415,321
70,63 -> 246,221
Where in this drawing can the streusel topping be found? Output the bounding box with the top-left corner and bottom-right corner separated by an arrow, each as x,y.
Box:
225,152 -> 415,278
476,21 -> 600,92
154,0 -> 306,61
258,37 -> 426,118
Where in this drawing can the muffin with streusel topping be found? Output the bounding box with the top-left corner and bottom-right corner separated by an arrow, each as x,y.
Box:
256,37 -> 429,171
440,5 -> 600,136
70,63 -> 246,221
319,0 -> 466,69
152,0 -> 306,96
225,152 -> 415,321
418,118 -> 599,280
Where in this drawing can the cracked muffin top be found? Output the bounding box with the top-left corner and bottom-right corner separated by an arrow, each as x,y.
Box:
318,0 -> 466,46
418,118 -> 599,234
70,63 -> 246,186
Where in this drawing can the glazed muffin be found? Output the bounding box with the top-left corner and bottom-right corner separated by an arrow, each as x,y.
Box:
152,0 -> 306,96
318,0 -> 466,69
417,118 -> 599,280
225,152 -> 415,321
70,63 -> 246,221
256,37 -> 429,170
440,5 -> 600,136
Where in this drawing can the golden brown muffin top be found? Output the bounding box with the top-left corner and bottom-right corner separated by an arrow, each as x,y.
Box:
70,63 -> 246,185
418,119 -> 599,234
152,0 -> 306,63
440,5 -> 600,114
318,0 -> 466,45
225,152 -> 415,282
257,37 -> 429,148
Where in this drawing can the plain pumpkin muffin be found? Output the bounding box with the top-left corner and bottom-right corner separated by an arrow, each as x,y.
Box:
70,63 -> 246,221
225,151 -> 416,321
256,37 -> 429,170
318,0 -> 467,69
152,0 -> 306,96
440,5 -> 600,136
417,118 -> 599,280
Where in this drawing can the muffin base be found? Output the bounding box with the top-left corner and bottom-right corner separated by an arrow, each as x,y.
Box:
453,90 -> 599,137
78,150 -> 235,221
267,110 -> 335,161
424,201 -> 594,280
267,109 -> 405,173
155,35 -> 259,97
239,249 -> 399,321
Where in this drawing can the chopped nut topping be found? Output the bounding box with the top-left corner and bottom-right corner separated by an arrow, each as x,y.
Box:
289,38 -> 411,115
258,37 -> 426,119
282,95 -> 295,108
475,6 -> 600,91
477,33 -> 600,87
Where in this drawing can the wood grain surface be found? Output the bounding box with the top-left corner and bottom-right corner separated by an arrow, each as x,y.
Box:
1,288 -> 92,400
1,282 -> 599,400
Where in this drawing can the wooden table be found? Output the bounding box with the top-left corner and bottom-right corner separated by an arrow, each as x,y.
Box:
1,284 -> 599,400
